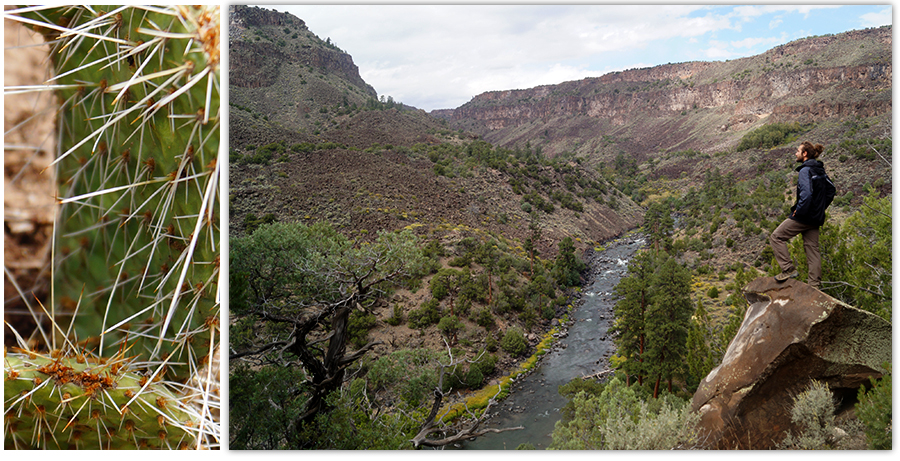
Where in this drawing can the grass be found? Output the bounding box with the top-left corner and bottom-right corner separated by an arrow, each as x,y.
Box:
439,325 -> 562,423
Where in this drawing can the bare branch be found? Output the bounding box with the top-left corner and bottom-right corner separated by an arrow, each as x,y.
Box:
865,138 -> 892,169
229,338 -> 291,360
410,384 -> 523,448
820,280 -> 891,300
582,368 -> 614,380
409,343 -> 523,448
413,425 -> 525,448
862,201 -> 892,220
337,339 -> 384,367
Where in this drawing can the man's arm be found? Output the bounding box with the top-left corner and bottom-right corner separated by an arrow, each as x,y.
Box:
792,167 -> 813,219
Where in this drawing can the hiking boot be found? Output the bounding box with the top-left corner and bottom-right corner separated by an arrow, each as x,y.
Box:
775,270 -> 798,282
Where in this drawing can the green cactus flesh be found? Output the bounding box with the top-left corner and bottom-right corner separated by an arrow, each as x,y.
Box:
4,351 -> 209,449
4,5 -> 221,449
18,5 -> 220,379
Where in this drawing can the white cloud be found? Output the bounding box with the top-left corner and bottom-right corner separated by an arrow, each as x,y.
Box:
731,4 -> 839,19
275,4 -> 889,110
702,41 -> 736,60
287,4 -> 740,109
730,36 -> 782,50
859,7 -> 892,28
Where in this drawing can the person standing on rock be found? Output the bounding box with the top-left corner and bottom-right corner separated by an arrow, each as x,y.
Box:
770,141 -> 836,288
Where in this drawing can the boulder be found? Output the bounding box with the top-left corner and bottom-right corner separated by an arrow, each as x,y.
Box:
691,277 -> 891,449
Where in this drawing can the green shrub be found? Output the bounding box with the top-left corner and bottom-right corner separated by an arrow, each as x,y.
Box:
244,212 -> 277,235
448,255 -> 471,267
437,315 -> 463,342
367,349 -> 443,408
779,380 -> 836,449
550,376 -> 701,449
408,298 -> 441,329
471,353 -> 499,376
542,304 -> 556,320
485,333 -> 499,352
291,142 -> 316,152
429,270 -> 455,300
385,304 -> 404,326
463,367 -> 484,388
422,239 -> 447,259
707,287 -> 720,299
500,327 -> 528,356
856,367 -> 892,449
736,122 -> 805,151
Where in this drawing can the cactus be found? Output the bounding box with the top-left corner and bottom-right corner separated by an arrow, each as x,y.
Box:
4,351 -> 210,449
4,5 -> 220,449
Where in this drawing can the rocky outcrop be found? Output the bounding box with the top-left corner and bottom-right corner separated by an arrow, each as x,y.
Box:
229,5 -> 375,94
690,278 -> 891,449
453,61 -> 890,127
446,26 -> 891,156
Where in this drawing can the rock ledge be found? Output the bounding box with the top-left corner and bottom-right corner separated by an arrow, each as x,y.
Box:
690,277 -> 891,449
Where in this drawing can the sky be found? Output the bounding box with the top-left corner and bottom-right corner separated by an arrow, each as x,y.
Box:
270,3 -> 892,111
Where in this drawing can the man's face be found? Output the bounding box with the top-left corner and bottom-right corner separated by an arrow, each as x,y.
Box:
795,145 -> 805,162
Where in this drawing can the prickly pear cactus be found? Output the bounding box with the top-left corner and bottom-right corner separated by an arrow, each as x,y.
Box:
4,5 -> 220,449
4,351 -> 210,449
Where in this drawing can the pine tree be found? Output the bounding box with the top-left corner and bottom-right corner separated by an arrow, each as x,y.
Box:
819,192 -> 891,320
474,240 -> 499,305
645,256 -> 693,398
611,251 -> 658,385
685,298 -> 719,389
644,201 -> 675,255
553,236 -> 587,287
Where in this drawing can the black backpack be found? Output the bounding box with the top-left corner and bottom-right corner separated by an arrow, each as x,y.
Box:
812,170 -> 836,209
808,167 -> 836,225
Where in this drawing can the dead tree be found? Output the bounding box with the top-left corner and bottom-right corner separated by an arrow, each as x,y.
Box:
410,342 -> 524,448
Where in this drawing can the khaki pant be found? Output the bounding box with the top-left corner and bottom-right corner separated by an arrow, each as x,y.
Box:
769,218 -> 821,288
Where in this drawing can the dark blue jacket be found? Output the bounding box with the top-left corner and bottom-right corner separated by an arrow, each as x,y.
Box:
791,159 -> 833,227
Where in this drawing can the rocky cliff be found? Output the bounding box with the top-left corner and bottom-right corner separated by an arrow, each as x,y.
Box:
229,5 -> 377,139
691,277 -> 891,449
230,5 -> 374,93
444,26 -> 891,159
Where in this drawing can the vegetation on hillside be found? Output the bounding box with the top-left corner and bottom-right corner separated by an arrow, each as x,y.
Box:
229,216 -> 592,448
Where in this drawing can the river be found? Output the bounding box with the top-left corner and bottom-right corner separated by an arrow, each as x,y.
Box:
459,234 -> 646,450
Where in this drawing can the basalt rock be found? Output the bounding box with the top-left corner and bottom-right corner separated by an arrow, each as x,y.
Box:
690,277 -> 891,449
444,26 -> 891,157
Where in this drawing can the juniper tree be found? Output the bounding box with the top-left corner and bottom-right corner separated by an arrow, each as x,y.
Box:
819,192 -> 891,321
229,221 -> 429,446
474,240 -> 499,305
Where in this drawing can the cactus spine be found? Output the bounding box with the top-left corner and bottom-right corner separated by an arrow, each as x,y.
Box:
4,5 -> 220,449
